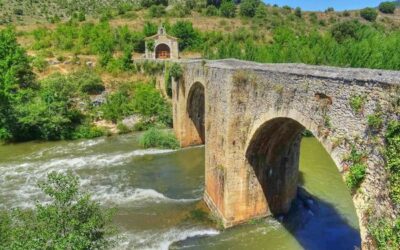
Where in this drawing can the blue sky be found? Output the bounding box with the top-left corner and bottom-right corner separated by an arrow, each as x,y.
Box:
263,0 -> 384,11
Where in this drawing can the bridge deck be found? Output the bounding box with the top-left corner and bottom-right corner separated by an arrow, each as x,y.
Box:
178,58 -> 400,85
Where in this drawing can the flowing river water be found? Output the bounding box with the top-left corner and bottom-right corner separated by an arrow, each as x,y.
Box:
0,133 -> 360,249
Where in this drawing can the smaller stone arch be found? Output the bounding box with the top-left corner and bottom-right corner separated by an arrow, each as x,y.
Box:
187,82 -> 206,144
155,43 -> 171,59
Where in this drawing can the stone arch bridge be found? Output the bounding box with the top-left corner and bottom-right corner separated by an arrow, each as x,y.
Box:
169,59 -> 399,246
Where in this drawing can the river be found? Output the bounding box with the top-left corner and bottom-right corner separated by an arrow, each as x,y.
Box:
0,133 -> 360,250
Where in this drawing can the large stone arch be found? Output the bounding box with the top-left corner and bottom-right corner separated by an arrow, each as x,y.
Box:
243,110 -> 353,217
155,43 -> 171,59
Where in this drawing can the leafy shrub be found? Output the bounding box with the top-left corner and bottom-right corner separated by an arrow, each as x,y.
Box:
139,128 -> 179,149
117,122 -> 131,134
164,63 -> 182,97
169,63 -> 183,79
32,56 -> 48,72
207,0 -> 222,7
205,5 -> 219,16
379,2 -> 396,14
148,5 -> 166,17
72,124 -> 106,139
140,0 -> 168,8
360,8 -> 378,22
131,83 -> 172,126
325,7 -> 335,13
100,82 -> 172,127
13,9 -> 23,16
294,7 -> 302,18
367,113 -> 383,130
254,5 -> 267,19
349,95 -> 366,113
171,21 -> 201,50
0,172 -> 116,249
71,70 -> 105,95
120,47 -> 133,70
143,21 -> 158,37
72,11 -> 86,22
169,4 -> 191,17
101,91 -> 133,123
220,0 -> 236,18
331,20 -> 363,43
133,119 -> 155,131
15,74 -> 84,141
346,163 -> 367,190
240,0 -> 260,18
345,147 -> 367,191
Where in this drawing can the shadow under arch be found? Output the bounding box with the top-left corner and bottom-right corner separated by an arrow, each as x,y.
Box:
246,117 -> 304,214
155,43 -> 171,59
187,82 -> 205,144
245,116 -> 361,249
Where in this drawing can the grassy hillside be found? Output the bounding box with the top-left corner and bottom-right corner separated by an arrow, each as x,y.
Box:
1,1 -> 399,69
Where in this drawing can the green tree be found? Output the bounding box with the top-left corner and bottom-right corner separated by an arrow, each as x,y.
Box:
294,7 -> 302,18
140,0 -> 168,8
330,20 -> 364,43
171,21 -> 201,50
254,4 -> 267,19
379,1 -> 396,14
15,74 -> 83,140
205,5 -> 219,16
143,21 -> 158,37
121,47 -> 133,70
220,0 -> 236,18
148,4 -> 166,17
0,172 -> 115,249
0,28 -> 36,141
360,7 -> 378,22
240,0 -> 260,17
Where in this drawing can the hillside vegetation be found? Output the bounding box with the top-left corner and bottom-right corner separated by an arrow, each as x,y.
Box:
1,1 -> 399,71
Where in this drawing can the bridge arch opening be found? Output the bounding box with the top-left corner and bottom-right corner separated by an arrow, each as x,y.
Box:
187,82 -> 205,144
155,43 -> 171,59
246,117 -> 306,215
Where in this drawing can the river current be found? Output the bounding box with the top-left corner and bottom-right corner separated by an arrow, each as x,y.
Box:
0,133 -> 360,249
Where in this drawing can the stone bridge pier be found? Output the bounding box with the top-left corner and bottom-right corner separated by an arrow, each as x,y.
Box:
171,59 -> 400,247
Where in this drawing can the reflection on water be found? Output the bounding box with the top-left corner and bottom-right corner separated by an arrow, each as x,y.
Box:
0,134 -> 360,249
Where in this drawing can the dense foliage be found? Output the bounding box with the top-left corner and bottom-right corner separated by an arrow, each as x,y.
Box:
360,8 -> 378,22
139,128 -> 179,149
379,1 -> 397,14
0,27 -> 36,140
220,0 -> 237,18
0,172 -> 115,249
100,81 -> 172,127
240,0 -> 260,17
203,24 -> 400,70
0,30 -> 107,142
